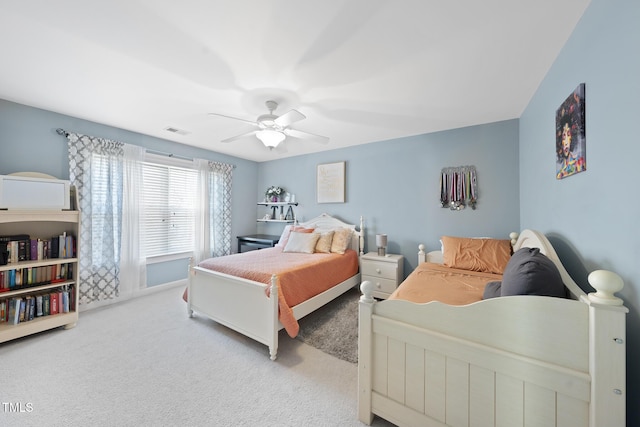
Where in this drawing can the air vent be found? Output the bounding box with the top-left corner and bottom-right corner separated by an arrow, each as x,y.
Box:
164,126 -> 190,136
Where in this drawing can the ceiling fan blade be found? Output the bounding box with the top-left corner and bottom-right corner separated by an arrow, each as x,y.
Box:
284,129 -> 330,144
275,109 -> 305,128
221,130 -> 257,143
208,112 -> 256,125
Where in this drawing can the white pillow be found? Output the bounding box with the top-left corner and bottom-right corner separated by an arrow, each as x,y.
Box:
276,225 -> 292,247
283,231 -> 320,254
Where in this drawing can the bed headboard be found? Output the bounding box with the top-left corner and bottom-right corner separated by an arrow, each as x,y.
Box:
299,213 -> 365,256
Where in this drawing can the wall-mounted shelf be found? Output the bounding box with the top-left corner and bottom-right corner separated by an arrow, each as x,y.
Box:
256,202 -> 298,207
257,202 -> 298,223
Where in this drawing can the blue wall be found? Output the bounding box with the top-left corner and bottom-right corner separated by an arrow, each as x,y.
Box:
0,99 -> 260,286
257,119 -> 520,274
520,0 -> 639,422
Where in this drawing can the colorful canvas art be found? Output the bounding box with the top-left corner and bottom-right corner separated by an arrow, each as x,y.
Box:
556,83 -> 586,179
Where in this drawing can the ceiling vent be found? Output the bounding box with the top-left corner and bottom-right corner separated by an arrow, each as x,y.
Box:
164,126 -> 190,136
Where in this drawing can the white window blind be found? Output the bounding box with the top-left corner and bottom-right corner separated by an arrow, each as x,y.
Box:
142,162 -> 198,258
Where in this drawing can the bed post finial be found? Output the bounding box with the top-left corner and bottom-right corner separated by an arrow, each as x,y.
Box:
587,270 -> 625,306
360,281 -> 375,303
509,232 -> 519,246
418,244 -> 426,264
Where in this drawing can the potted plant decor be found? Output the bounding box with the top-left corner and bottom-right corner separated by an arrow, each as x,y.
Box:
265,186 -> 285,202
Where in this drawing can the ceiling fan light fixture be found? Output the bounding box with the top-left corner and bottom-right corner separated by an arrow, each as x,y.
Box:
257,129 -> 285,148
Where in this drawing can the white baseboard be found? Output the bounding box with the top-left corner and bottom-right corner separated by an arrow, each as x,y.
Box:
79,279 -> 187,312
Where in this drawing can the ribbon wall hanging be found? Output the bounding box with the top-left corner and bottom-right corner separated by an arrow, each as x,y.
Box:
440,166 -> 477,210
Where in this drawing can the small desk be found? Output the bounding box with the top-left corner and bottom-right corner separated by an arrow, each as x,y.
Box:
237,234 -> 280,253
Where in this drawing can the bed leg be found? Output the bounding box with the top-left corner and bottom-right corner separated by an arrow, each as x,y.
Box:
187,257 -> 195,318
269,274 -> 279,361
358,281 -> 375,425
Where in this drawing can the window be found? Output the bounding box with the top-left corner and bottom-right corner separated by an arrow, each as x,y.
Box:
142,157 -> 198,259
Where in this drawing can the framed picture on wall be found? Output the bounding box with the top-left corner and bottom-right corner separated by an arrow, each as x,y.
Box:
317,161 -> 345,203
556,83 -> 586,179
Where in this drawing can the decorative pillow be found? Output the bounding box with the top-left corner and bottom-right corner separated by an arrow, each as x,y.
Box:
276,225 -> 293,247
483,247 -> 567,299
482,281 -> 502,299
441,235 -> 512,274
314,231 -> 334,253
283,231 -> 320,254
277,226 -> 314,248
330,228 -> 353,254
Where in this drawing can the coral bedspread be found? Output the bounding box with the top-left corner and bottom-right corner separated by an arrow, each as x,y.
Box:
190,247 -> 359,337
389,262 -> 502,305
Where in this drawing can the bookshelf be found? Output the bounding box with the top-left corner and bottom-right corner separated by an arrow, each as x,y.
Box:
0,208 -> 80,343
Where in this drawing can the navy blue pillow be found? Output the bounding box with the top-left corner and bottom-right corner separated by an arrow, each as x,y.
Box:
482,281 -> 502,299
483,247 -> 566,299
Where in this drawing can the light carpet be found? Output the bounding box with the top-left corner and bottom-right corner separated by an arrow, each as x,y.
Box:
0,285 -> 394,427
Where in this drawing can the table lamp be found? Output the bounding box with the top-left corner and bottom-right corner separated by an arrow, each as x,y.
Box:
376,234 -> 388,256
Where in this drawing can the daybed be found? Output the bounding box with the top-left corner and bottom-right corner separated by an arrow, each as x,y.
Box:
358,229 -> 627,427
187,213 -> 364,360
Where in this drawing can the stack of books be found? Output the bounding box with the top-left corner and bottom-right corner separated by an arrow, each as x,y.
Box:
0,285 -> 74,325
0,232 -> 76,265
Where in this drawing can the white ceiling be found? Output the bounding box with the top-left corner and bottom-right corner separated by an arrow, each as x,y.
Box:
0,0 -> 589,162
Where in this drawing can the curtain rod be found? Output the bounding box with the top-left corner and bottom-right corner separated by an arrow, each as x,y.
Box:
56,127 -> 235,167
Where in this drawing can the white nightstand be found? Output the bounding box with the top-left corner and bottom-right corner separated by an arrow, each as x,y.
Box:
360,252 -> 404,299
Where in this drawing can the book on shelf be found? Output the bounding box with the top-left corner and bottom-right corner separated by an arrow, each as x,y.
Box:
8,298 -> 20,325
61,290 -> 69,313
18,299 -> 26,323
35,295 -> 43,317
27,296 -> 35,321
43,294 -> 50,316
50,292 -> 59,315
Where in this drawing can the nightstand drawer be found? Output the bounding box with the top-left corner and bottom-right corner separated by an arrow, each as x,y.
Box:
362,275 -> 398,295
361,261 -> 398,280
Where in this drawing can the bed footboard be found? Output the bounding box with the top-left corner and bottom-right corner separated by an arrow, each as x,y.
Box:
188,263 -> 280,360
358,271 -> 627,427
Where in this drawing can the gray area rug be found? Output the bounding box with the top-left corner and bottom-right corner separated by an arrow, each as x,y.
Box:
295,287 -> 360,364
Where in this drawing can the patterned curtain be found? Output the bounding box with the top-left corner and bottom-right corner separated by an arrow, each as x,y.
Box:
67,133 -> 145,307
192,159 -> 233,263
209,161 -> 233,258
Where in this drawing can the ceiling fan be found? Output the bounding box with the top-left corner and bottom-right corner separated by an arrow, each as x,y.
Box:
209,100 -> 329,149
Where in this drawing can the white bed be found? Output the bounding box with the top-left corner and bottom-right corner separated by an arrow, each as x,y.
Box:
358,229 -> 627,427
187,213 -> 364,360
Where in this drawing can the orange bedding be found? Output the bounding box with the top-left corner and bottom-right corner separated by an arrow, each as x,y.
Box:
389,262 -> 502,305
193,247 -> 359,337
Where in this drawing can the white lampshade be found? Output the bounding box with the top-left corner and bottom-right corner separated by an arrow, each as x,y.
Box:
257,130 -> 286,148
376,234 -> 388,248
